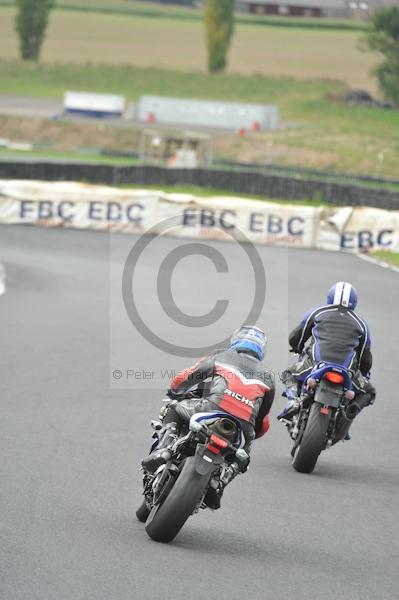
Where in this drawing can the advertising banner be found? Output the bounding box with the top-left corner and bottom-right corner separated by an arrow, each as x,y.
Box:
0,180 -> 398,253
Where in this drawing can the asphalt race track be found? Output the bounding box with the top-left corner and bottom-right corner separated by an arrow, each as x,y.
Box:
1,224 -> 398,600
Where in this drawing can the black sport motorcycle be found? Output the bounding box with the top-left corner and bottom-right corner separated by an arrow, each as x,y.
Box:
136,408 -> 248,543
281,362 -> 359,473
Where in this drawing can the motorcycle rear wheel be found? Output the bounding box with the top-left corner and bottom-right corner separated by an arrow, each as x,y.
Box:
145,456 -> 210,543
292,402 -> 331,474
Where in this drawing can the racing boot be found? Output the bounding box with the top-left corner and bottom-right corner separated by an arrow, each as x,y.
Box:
342,386 -> 376,442
141,423 -> 178,472
277,385 -> 299,421
204,463 -> 240,510
204,477 -> 224,510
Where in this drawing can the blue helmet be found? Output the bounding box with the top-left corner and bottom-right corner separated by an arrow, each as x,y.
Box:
327,282 -> 358,310
229,325 -> 267,361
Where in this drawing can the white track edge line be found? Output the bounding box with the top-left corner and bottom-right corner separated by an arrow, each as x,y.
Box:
0,262 -> 5,295
357,253 -> 399,274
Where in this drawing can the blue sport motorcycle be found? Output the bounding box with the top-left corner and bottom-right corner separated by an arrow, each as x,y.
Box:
282,362 -> 358,473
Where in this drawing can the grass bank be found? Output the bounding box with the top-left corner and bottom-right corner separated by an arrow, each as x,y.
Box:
0,63 -> 398,177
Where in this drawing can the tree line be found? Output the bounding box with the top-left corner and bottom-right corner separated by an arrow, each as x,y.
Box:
14,0 -> 399,106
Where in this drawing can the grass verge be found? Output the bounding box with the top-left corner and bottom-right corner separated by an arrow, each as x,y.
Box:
119,183 -> 329,205
0,148 -> 140,165
372,251 -> 399,268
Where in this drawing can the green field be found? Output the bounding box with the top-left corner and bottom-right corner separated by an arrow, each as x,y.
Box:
0,5 -> 377,88
0,0 -> 367,31
0,3 -> 398,177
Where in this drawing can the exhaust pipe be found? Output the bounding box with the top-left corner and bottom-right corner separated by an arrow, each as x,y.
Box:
210,418 -> 237,442
333,407 -> 359,445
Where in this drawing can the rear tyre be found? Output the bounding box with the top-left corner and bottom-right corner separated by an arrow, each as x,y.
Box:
293,402 -> 331,474
136,499 -> 151,523
145,456 -> 210,543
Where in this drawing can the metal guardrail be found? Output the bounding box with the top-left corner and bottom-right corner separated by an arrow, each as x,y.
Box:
0,160 -> 398,210
98,151 -> 399,188
216,160 -> 399,187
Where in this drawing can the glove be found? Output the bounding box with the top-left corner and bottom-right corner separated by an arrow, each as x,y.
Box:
159,398 -> 170,421
166,388 -> 182,401
255,415 -> 270,439
167,388 -> 201,401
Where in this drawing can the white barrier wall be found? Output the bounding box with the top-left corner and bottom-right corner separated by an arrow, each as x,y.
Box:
0,181 -> 398,253
137,96 -> 278,131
